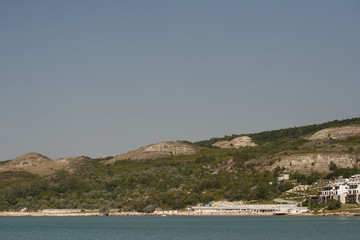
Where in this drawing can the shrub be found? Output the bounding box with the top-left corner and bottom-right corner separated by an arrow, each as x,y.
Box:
99,206 -> 110,215
122,206 -> 133,212
329,161 -> 338,171
143,204 -> 156,213
327,199 -> 341,210
195,156 -> 216,164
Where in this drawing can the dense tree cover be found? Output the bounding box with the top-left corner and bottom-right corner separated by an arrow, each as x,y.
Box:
2,157 -> 354,212
326,168 -> 360,179
0,154 -> 291,212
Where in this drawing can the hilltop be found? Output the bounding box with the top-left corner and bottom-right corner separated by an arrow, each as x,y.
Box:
0,153 -> 92,176
104,141 -> 202,164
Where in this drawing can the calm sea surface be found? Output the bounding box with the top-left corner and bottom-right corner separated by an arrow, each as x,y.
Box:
0,216 -> 359,240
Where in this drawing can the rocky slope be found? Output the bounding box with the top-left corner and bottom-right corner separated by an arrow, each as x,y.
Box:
266,153 -> 360,174
308,125 -> 360,141
104,141 -> 202,164
212,136 -> 257,149
0,152 -> 90,176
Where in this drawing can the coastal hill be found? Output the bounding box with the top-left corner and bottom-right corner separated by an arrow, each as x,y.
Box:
1,117 -> 360,212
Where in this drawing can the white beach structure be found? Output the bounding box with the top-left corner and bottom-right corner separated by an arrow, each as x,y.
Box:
192,204 -> 308,214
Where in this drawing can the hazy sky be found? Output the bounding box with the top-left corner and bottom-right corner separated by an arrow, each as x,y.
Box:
1,0 -> 359,160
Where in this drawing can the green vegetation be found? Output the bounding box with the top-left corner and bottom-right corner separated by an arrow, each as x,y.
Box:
326,168 -> 360,179
306,199 -> 342,212
306,202 -> 360,214
330,136 -> 360,146
0,155 -> 290,212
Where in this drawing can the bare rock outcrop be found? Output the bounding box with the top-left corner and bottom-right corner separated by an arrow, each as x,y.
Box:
308,125 -> 360,141
269,153 -> 359,174
212,136 -> 257,149
104,141 -> 201,164
0,152 -> 89,176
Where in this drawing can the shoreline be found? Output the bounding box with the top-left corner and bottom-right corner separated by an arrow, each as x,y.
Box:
0,210 -> 359,217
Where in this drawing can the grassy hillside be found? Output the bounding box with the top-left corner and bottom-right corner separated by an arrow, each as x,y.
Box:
1,117 -> 360,212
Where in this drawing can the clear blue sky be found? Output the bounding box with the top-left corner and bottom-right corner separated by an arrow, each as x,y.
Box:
1,0 -> 359,160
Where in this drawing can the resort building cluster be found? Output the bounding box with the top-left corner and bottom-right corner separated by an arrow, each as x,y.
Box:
308,174 -> 360,204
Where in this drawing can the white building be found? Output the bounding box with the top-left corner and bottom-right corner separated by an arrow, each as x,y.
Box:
309,175 -> 360,204
278,174 -> 290,181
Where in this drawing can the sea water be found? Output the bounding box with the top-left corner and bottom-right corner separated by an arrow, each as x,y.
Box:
0,216 -> 359,240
